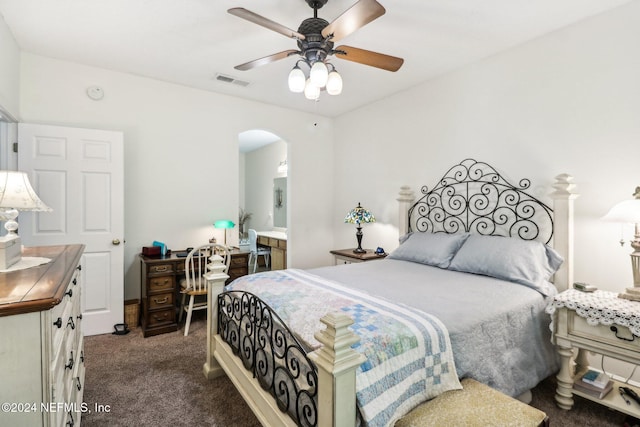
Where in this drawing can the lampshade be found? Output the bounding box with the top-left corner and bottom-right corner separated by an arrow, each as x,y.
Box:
344,203 -> 376,225
602,199 -> 640,223
0,170 -> 52,235
214,220 -> 235,229
344,203 -> 375,254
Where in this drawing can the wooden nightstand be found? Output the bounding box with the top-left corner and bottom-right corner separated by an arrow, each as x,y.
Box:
548,289 -> 640,418
330,248 -> 387,265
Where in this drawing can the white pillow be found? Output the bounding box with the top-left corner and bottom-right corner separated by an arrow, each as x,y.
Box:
388,232 -> 470,269
448,234 -> 563,296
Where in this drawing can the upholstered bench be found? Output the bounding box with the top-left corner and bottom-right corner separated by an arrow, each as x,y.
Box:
396,378 -> 549,427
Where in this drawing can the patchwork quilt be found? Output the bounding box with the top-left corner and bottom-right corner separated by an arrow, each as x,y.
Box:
225,269 -> 461,427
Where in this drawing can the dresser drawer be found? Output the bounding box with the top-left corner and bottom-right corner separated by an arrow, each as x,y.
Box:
230,255 -> 248,267
229,267 -> 248,279
149,263 -> 174,275
149,275 -> 174,292
568,311 -> 640,352
148,292 -> 174,309
147,308 -> 175,327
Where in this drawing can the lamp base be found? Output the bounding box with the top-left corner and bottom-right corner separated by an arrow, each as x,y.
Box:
352,248 -> 366,254
618,287 -> 640,301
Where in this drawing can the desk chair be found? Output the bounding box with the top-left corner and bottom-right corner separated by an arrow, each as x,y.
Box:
248,229 -> 270,274
179,244 -> 231,336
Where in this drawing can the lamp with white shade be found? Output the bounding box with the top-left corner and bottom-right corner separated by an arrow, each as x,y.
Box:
0,170 -> 52,268
603,187 -> 640,300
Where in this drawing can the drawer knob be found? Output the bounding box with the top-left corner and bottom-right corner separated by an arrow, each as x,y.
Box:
53,317 -> 63,328
64,289 -> 73,298
610,325 -> 636,342
80,350 -> 85,363
76,376 -> 82,391
154,297 -> 169,304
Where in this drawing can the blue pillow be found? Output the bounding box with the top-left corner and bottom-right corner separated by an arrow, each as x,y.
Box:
448,234 -> 563,296
388,232 -> 470,269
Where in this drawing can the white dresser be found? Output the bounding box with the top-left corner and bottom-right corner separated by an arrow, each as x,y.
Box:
0,245 -> 85,427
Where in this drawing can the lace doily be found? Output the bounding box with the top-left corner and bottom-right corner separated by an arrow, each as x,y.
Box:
546,289 -> 640,337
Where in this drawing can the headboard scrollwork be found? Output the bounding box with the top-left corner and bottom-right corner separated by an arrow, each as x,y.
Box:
408,159 -> 554,243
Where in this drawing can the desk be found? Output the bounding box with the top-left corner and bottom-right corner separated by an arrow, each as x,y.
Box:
139,248 -> 249,337
257,231 -> 287,270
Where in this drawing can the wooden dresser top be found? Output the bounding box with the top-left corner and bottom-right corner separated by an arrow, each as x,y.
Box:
0,244 -> 84,317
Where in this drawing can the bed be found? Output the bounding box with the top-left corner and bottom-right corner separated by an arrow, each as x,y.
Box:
202,159 -> 578,427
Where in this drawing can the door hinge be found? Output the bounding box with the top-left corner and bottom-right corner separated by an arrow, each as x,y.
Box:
12,142 -> 17,153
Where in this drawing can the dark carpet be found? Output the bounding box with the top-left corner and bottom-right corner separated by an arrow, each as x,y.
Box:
82,313 -> 630,426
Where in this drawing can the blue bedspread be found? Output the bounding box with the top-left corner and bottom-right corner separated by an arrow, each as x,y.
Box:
225,269 -> 461,427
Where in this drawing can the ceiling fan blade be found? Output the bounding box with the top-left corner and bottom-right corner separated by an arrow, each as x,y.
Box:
334,45 -> 403,71
228,8 -> 306,40
234,50 -> 299,71
321,0 -> 385,43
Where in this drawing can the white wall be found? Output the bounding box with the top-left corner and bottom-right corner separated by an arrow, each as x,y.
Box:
0,14 -> 19,119
244,139 -> 288,233
333,1 -> 640,293
19,54 -> 335,299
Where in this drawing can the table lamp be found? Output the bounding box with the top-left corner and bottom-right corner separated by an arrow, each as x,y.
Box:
603,187 -> 640,300
213,219 -> 235,247
0,170 -> 52,268
344,202 -> 375,254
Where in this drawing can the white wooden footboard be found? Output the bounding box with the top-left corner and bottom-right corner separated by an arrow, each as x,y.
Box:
204,260 -> 365,427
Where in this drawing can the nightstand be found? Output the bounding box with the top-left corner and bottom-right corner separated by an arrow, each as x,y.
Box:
330,248 -> 387,265
547,289 -> 640,418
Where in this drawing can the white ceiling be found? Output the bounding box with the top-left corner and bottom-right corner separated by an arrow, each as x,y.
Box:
0,0 -> 631,119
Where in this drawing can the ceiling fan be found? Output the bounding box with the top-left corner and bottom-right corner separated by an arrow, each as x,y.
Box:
228,0 -> 404,99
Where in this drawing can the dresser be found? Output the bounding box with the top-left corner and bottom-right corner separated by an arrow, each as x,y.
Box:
139,248 -> 249,337
549,289 -> 640,418
0,244 -> 85,427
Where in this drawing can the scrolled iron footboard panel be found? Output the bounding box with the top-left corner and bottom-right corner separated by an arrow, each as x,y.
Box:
218,291 -> 318,427
408,158 -> 554,243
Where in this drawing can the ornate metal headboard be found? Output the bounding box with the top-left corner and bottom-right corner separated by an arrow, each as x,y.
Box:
408,159 -> 554,244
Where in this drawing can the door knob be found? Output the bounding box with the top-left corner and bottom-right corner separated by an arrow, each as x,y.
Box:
112,239 -> 121,245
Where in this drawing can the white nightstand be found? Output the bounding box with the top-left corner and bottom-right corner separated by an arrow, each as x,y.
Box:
547,289 -> 640,417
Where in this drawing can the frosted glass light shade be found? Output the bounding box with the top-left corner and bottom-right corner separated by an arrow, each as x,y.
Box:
309,61 -> 328,87
304,79 -> 320,100
288,66 -> 306,93
326,71 -> 343,95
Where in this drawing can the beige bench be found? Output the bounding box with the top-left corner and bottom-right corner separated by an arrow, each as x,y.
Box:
396,378 -> 549,427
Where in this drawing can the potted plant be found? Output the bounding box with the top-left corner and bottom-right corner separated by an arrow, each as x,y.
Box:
238,208 -> 252,242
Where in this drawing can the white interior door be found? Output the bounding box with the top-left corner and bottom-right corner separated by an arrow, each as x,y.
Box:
18,123 -> 124,336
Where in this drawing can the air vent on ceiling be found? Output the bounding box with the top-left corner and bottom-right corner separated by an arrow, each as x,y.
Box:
215,73 -> 250,87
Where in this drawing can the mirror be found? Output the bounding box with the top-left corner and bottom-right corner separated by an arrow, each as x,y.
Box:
273,177 -> 287,228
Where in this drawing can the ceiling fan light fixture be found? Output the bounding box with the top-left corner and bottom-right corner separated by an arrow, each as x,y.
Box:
288,65 -> 306,93
310,61 -> 329,87
326,69 -> 343,95
304,79 -> 320,100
